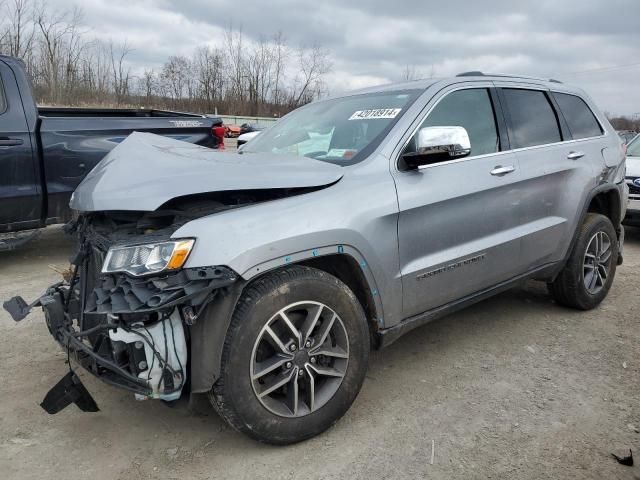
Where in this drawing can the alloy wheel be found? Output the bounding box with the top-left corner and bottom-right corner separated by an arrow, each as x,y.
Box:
250,301 -> 349,418
583,230 -> 612,294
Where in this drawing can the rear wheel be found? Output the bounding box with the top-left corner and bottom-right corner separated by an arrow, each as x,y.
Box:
209,266 -> 370,444
549,213 -> 618,310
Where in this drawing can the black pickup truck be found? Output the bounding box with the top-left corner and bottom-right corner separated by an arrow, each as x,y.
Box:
0,55 -> 224,246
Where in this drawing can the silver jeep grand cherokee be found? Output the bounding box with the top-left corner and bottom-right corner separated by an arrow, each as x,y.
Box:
5,72 -> 627,444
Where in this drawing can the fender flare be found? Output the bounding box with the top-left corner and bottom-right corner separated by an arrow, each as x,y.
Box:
242,243 -> 385,325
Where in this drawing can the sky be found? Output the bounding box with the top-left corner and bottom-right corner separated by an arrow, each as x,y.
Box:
47,0 -> 640,116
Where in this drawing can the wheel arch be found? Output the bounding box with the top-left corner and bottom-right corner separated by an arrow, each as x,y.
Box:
241,245 -> 384,332
545,184 -> 623,283
189,246 -> 384,396
586,185 -> 621,225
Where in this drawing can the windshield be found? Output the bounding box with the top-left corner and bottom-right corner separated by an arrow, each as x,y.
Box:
627,134 -> 640,156
243,90 -> 422,165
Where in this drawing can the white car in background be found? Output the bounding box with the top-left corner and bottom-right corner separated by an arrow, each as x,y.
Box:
237,130 -> 261,148
625,135 -> 640,225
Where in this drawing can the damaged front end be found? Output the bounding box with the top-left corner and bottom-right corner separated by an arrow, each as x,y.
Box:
4,207 -> 237,413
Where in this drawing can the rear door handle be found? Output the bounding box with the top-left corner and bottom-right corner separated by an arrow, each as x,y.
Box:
0,138 -> 24,147
567,151 -> 585,160
490,165 -> 515,176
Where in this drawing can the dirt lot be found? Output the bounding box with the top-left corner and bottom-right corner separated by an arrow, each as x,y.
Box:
0,226 -> 638,480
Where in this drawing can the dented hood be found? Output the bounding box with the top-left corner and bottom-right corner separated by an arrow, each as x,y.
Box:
70,132 -> 344,212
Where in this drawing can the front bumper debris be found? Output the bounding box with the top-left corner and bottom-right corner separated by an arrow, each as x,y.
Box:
3,264 -> 237,413
40,371 -> 100,414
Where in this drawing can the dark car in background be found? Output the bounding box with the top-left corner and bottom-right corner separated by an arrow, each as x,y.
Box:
239,122 -> 264,135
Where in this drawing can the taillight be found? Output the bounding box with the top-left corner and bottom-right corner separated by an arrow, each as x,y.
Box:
212,125 -> 226,149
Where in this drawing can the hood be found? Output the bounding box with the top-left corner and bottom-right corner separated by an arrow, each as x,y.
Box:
70,132 -> 343,212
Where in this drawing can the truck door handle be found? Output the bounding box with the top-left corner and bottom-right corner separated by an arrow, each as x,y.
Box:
490,165 -> 515,176
0,137 -> 24,147
567,151 -> 584,160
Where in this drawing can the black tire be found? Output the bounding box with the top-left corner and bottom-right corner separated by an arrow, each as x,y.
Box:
209,265 -> 370,444
549,213 -> 618,310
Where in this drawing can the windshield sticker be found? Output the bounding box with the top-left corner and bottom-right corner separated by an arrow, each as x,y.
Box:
325,148 -> 350,158
348,108 -> 402,121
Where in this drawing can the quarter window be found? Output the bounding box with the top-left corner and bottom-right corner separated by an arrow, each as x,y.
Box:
502,89 -> 561,148
0,77 -> 6,114
405,88 -> 499,159
554,92 -> 602,139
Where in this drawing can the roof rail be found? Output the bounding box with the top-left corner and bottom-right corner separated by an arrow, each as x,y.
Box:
455,71 -> 562,84
456,71 -> 485,77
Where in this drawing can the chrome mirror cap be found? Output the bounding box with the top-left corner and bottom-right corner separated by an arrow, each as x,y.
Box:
416,126 -> 471,158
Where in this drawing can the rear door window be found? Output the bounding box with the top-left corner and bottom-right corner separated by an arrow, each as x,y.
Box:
553,92 -> 603,139
501,89 -> 561,149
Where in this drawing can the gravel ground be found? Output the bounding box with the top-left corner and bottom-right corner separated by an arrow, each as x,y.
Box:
0,225 -> 638,480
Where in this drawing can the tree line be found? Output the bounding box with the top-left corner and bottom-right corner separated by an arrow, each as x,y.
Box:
608,115 -> 640,133
0,0 -> 332,116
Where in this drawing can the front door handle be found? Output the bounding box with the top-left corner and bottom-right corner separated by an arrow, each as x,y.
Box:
490,165 -> 515,176
567,151 -> 585,160
0,137 -> 24,147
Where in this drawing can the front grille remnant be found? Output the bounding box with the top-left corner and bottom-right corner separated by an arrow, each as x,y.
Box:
85,266 -> 237,314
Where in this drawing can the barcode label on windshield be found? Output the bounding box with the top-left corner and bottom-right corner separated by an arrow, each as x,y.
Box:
348,108 -> 401,120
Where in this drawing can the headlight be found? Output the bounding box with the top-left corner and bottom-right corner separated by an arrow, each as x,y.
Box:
102,239 -> 195,276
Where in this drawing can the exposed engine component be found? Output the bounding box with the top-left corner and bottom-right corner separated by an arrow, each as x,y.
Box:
109,311 -> 187,401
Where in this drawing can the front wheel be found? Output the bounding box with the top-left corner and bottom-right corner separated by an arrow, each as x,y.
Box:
549,213 -> 618,310
209,266 -> 370,444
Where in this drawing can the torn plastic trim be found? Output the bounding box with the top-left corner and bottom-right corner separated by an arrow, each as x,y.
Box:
40,371 -> 100,414
85,266 -> 237,314
38,286 -> 154,396
3,264 -> 239,403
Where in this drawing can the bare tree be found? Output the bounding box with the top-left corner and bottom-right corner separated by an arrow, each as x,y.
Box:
2,1 -> 334,115
225,24 -> 246,108
109,39 -> 132,105
36,4 -> 84,103
2,0 -> 36,58
401,64 -> 420,81
193,46 -> 225,111
245,36 -> 276,114
291,44 -> 331,107
270,31 -> 287,108
138,68 -> 157,107
160,55 -> 190,106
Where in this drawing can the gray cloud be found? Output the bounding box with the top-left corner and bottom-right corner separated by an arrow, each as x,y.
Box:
48,0 -> 640,115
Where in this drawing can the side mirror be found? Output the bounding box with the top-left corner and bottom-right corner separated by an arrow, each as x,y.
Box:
402,126 -> 471,169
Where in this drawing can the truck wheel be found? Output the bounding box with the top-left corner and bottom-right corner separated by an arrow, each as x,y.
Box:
209,265 -> 370,444
549,213 -> 618,310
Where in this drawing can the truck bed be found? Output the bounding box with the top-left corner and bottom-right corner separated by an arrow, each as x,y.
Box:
39,114 -> 222,225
